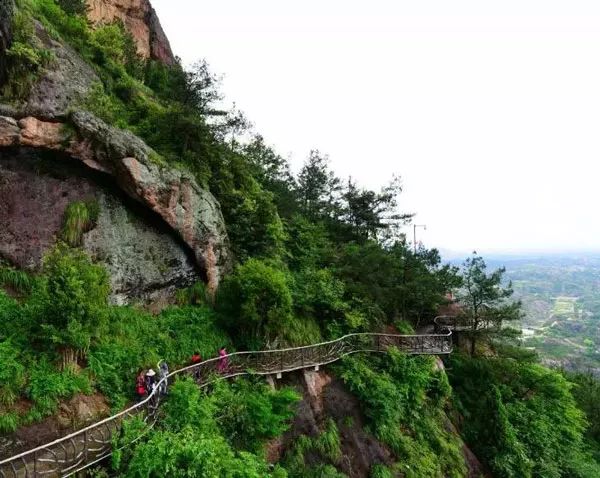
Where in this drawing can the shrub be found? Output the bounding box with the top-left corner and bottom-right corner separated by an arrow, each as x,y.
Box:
0,412 -> 19,434
56,0 -> 86,15
89,305 -> 229,408
114,377 -> 292,477
118,429 -> 284,478
217,259 -> 293,348
26,358 -> 91,419
30,245 -> 110,368
1,9 -> 53,100
0,265 -> 34,295
0,340 -> 25,406
211,378 -> 299,452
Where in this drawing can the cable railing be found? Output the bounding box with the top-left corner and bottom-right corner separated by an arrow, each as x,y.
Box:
0,330 -> 452,478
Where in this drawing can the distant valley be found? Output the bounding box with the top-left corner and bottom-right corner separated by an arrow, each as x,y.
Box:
486,254 -> 600,374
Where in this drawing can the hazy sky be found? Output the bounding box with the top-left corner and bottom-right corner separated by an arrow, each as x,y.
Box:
153,0 -> 600,255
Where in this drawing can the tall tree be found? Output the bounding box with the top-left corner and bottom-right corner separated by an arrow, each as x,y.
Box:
457,253 -> 522,355
296,150 -> 341,220
342,176 -> 412,243
243,135 -> 298,217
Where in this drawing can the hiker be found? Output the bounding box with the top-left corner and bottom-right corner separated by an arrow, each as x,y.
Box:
158,361 -> 169,395
191,351 -> 202,379
217,347 -> 229,374
135,370 -> 146,402
145,368 -> 157,394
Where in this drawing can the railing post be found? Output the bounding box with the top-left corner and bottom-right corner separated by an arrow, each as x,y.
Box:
33,450 -> 37,478
83,429 -> 88,466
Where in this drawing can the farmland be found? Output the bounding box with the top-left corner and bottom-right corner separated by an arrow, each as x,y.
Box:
486,254 -> 600,374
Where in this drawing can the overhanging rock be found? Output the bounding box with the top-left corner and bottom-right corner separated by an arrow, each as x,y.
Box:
0,112 -> 231,295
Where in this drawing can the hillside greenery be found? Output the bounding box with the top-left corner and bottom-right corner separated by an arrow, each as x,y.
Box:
0,1 -> 599,476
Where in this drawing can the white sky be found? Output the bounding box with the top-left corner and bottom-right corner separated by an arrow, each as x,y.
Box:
152,0 -> 600,255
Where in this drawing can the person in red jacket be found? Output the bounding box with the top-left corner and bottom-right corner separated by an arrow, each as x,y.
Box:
135,370 -> 146,402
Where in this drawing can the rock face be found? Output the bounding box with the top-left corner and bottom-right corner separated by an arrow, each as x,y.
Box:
0,147 -> 199,304
0,112 -> 230,298
86,0 -> 176,65
0,0 -> 13,87
0,20 -> 100,120
274,371 -> 394,478
25,21 -> 100,119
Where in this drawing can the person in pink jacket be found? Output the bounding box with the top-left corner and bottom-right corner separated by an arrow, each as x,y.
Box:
217,347 -> 229,374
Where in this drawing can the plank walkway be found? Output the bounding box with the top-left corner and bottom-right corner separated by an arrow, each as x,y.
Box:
0,330 -> 453,477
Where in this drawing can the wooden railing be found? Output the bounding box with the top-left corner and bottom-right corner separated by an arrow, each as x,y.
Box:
0,331 -> 452,478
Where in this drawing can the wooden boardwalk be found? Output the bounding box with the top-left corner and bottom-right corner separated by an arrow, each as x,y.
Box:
0,330 -> 453,478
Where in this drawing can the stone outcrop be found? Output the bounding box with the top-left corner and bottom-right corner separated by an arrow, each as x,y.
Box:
86,0 -> 176,65
0,147 -> 200,304
0,112 -> 230,297
0,0 -> 13,87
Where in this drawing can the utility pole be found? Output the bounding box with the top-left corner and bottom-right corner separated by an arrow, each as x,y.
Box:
413,224 -> 426,253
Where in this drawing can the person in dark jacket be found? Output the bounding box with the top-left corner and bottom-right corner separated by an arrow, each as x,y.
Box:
191,351 -> 202,379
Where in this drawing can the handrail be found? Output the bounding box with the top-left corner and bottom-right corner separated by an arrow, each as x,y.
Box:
0,330 -> 453,478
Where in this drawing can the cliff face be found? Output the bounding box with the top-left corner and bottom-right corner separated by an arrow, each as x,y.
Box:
0,2 -> 230,304
86,0 -> 176,65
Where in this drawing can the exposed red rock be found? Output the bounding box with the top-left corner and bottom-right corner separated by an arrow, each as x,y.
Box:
86,0 -> 176,65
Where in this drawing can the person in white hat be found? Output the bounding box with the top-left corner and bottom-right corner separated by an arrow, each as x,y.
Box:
145,368 -> 157,394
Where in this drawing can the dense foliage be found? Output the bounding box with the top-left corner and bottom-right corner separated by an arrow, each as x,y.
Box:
449,353 -> 600,477
1,2 -> 599,477
112,378 -> 296,477
336,349 -> 466,478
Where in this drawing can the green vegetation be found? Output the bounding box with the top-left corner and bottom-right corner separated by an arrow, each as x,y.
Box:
0,245 -> 232,426
0,264 -> 34,295
337,350 -> 466,478
449,354 -> 600,477
282,419 -> 343,476
569,372 -> 600,462
1,1 -> 599,477
458,254 -> 523,355
62,199 -> 100,246
112,378 -> 295,477
1,7 -> 54,100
